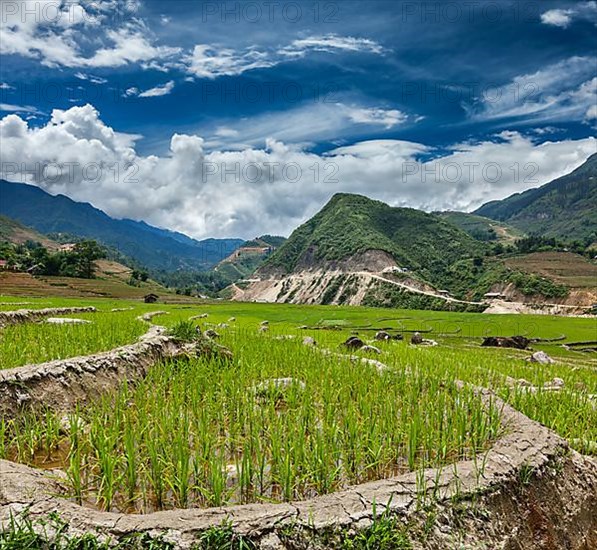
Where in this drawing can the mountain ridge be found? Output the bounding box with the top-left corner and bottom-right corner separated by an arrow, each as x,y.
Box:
474,153 -> 597,241
0,180 -> 243,272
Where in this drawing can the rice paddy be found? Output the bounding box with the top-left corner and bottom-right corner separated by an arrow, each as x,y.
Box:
1,294 -> 595,514
0,309 -> 145,369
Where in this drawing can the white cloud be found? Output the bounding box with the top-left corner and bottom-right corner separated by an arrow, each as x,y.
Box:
0,103 -> 42,114
184,34 -> 384,79
74,72 -> 108,84
185,45 -> 274,78
1,105 -> 595,239
215,127 -> 240,138
0,3 -> 180,69
0,83 -> 15,90
541,9 -> 573,27
280,34 -> 384,57
346,107 -> 408,129
138,80 -> 175,98
201,102 -> 415,150
468,57 -> 597,124
541,2 -> 597,27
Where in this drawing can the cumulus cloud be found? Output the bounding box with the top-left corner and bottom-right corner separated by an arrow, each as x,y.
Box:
1,105 -> 595,239
541,2 -> 597,27
541,9 -> 573,27
467,56 -> 597,124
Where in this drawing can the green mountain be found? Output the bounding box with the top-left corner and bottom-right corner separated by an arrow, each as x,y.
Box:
0,180 -> 243,272
215,235 -> 286,281
474,153 -> 597,241
261,193 -> 485,293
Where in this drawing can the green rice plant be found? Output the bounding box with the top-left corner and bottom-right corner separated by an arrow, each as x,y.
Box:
90,416 -> 121,511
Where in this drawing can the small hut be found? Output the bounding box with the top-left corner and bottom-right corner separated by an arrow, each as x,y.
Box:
144,293 -> 159,304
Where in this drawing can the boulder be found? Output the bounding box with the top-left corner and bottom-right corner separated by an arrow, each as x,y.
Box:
343,336 -> 365,349
481,336 -> 530,350
228,317 -> 236,322
302,336 -> 317,346
46,318 -> 91,325
204,329 -> 220,339
375,331 -> 391,341
361,345 -> 381,355
411,332 -> 423,345
529,351 -> 555,364
420,339 -> 438,347
546,377 -> 565,389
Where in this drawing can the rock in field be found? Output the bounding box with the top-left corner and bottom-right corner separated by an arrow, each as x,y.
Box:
302,336 -> 317,346
481,336 -> 530,350
375,331 -> 392,341
411,332 -> 423,345
361,345 -> 381,354
529,351 -> 555,364
343,336 -> 365,349
46,318 -> 91,325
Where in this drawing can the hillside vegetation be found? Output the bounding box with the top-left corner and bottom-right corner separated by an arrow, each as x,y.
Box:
262,193 -> 484,290
475,153 -> 597,241
437,211 -> 522,242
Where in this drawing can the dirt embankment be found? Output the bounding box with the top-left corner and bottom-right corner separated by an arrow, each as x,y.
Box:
0,306 -> 96,327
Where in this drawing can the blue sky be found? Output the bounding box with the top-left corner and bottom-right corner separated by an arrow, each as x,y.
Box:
1,0 -> 596,238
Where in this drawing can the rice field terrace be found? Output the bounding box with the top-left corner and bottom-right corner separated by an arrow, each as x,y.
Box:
1,295 -> 596,515
0,308 -> 146,369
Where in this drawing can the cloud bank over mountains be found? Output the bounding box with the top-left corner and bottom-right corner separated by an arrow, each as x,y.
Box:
1,104 -> 594,239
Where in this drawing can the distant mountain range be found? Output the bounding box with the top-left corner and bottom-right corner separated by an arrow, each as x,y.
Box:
0,180 -> 243,271
474,152 -> 597,241
1,152 -> 595,282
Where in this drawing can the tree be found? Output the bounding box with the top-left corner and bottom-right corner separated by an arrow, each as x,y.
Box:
73,240 -> 106,279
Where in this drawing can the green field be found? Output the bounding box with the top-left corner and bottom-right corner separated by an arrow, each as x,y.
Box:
1,294 -> 596,515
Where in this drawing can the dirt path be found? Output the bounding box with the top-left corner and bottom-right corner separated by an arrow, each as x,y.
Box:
361,272 -> 485,306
